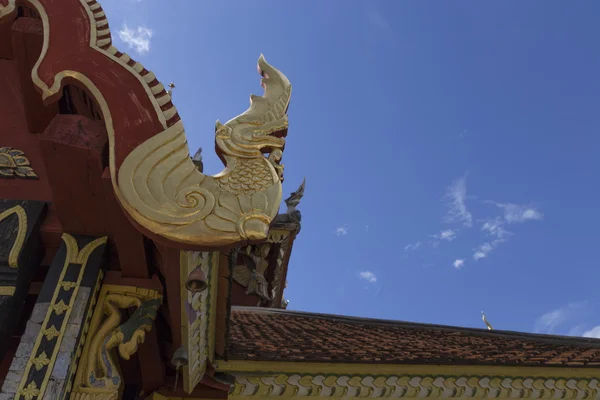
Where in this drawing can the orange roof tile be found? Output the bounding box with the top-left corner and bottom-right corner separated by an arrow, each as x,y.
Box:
227,307 -> 600,367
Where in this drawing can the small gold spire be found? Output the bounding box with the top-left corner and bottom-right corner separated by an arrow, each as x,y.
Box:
482,311 -> 493,330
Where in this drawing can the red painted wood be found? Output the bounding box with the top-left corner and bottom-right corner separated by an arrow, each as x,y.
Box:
101,167 -> 149,278
0,61 -> 52,201
11,17 -> 58,133
32,0 -> 166,170
39,115 -> 108,234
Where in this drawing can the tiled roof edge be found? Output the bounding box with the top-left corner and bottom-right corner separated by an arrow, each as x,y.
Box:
231,306 -> 600,348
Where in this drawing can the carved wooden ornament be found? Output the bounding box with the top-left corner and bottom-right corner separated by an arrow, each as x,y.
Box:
0,0 -> 291,248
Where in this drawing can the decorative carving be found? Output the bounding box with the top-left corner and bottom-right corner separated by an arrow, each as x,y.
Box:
15,234 -> 107,400
179,251 -> 219,394
0,0 -> 294,248
0,205 -> 27,268
19,381 -> 40,400
62,270 -> 104,400
72,286 -> 162,400
118,54 -> 291,246
43,325 -> 60,341
273,179 -> 305,230
232,244 -> 272,303
267,230 -> 291,307
0,147 -> 38,179
229,373 -> 600,399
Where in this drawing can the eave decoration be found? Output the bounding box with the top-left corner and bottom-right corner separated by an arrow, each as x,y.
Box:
228,373 -> 600,399
71,285 -> 162,400
0,147 -> 38,179
0,0 -> 292,248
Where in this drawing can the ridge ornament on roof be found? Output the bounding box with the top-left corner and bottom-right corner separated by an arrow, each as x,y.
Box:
0,0 -> 292,249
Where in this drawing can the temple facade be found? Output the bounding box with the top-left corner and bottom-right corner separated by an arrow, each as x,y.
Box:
1,1 -> 600,400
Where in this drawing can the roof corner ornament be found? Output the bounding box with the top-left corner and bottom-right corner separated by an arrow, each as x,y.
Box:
482,311 -> 493,330
192,147 -> 203,173
116,54 -> 292,246
273,178 -> 305,230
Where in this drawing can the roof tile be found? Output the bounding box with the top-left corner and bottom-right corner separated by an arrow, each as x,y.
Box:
227,308 -> 600,367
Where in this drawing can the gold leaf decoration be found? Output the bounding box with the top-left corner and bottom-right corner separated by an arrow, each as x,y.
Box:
43,325 -> 60,341
20,381 -> 40,400
60,281 -> 78,291
32,351 -> 50,371
0,147 -> 38,179
52,300 -> 70,316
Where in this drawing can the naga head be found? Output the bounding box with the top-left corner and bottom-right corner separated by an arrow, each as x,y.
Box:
215,55 -> 292,161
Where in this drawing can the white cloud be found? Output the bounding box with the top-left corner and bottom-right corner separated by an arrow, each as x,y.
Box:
453,259 -> 465,269
359,271 -> 377,283
583,326 -> 600,339
404,241 -> 421,251
335,226 -> 348,236
535,302 -> 588,334
431,229 -> 457,242
473,242 -> 494,260
443,176 -> 472,227
494,203 -> 544,224
118,24 -> 153,55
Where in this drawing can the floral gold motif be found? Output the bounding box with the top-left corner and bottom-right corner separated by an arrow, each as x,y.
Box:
32,351 -> 51,371
43,325 -> 60,341
19,381 -> 40,400
52,300 -> 70,315
60,281 -> 78,291
0,147 -> 38,179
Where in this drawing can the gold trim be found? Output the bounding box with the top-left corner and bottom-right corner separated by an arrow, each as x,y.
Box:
0,286 -> 16,296
0,205 -> 27,268
228,372 -> 600,399
15,234 -> 107,400
214,360 -> 600,380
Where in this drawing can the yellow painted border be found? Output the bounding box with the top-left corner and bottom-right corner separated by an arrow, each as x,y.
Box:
214,360 -> 600,379
0,205 -> 27,268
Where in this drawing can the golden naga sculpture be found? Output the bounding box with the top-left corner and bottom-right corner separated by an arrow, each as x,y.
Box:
118,55 -> 291,247
0,0 -> 291,247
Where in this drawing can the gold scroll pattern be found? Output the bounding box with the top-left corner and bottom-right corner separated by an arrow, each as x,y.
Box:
230,374 -> 600,399
15,234 -> 107,400
71,285 -> 162,400
180,251 -> 220,394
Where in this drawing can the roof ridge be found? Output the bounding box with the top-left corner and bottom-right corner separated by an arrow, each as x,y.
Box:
231,306 -> 600,348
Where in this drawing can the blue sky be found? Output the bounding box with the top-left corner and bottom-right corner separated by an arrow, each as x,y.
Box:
102,1 -> 600,336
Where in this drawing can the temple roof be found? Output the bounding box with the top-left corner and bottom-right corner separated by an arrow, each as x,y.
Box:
227,307 -> 600,367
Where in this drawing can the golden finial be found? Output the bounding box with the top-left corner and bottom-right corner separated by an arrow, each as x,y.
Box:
482,311 -> 493,330
167,82 -> 175,96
